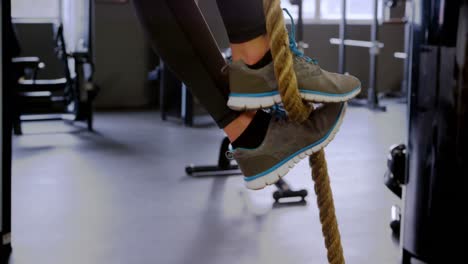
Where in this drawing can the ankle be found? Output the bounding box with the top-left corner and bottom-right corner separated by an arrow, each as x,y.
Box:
231,35 -> 270,65
224,111 -> 256,142
230,110 -> 271,149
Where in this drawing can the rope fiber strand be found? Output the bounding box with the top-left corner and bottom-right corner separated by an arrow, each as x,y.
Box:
263,0 -> 345,263
262,0 -> 311,123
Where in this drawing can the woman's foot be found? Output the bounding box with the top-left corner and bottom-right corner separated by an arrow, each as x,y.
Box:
226,15 -> 361,111
229,102 -> 347,190
227,57 -> 361,110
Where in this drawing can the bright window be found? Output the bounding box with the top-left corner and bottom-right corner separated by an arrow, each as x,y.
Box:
319,0 -> 341,19
321,0 -> 380,20
281,0 -> 382,21
346,0 -> 377,19
280,0 -> 316,20
12,0 -> 60,19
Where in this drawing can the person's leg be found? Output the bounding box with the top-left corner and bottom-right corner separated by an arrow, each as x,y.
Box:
133,0 -> 253,142
215,0 -> 270,65
134,0 -> 347,190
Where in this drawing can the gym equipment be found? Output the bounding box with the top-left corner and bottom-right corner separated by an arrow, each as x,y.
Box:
150,60 -> 195,126
384,144 -> 405,199
384,0 -> 468,263
330,0 -> 387,112
1,0 -> 13,260
384,144 -> 405,236
186,137 -> 308,204
11,0 -> 98,135
383,0 -> 410,102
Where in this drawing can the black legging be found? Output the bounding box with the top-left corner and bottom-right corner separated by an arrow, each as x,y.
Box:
216,0 -> 266,43
133,0 -> 266,128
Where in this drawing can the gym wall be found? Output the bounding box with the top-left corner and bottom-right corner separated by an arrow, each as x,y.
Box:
93,0 -> 149,108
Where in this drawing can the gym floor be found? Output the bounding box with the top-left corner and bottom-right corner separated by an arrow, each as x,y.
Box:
11,102 -> 404,264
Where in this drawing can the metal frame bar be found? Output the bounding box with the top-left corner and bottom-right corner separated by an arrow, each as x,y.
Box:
11,17 -> 61,24
336,0 -> 386,111
89,0 -> 95,61
338,0 -> 346,74
330,38 -> 384,48
367,0 -> 383,110
296,0 -> 303,42
0,0 -> 4,241
314,0 -> 321,20
1,0 -> 13,257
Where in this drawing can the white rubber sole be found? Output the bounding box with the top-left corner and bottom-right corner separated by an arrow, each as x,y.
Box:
227,94 -> 282,111
244,103 -> 347,190
227,87 -> 360,111
301,87 -> 361,104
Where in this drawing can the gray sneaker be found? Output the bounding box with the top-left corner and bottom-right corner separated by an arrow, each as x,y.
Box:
227,11 -> 360,111
227,58 -> 361,111
230,102 -> 347,190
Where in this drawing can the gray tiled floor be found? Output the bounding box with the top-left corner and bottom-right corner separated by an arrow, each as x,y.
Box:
11,103 -> 405,264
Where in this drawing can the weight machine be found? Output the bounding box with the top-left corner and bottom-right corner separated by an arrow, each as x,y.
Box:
384,1 -> 468,263
330,0 -> 387,111
11,0 -> 98,135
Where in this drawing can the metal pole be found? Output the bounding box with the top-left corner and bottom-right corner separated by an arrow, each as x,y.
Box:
368,0 -> 379,108
0,0 -> 4,240
297,0 -> 303,42
89,0 -> 95,61
401,14 -> 411,99
1,0 -> 13,256
338,0 -> 347,74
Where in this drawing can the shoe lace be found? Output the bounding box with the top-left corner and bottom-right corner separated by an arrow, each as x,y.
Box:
283,8 -> 318,65
270,105 -> 288,124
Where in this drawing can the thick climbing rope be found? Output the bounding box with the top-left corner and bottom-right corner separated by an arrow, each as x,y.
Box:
263,0 -> 345,263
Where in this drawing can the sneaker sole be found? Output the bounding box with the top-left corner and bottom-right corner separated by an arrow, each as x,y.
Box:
243,103 -> 347,190
227,86 -> 360,111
